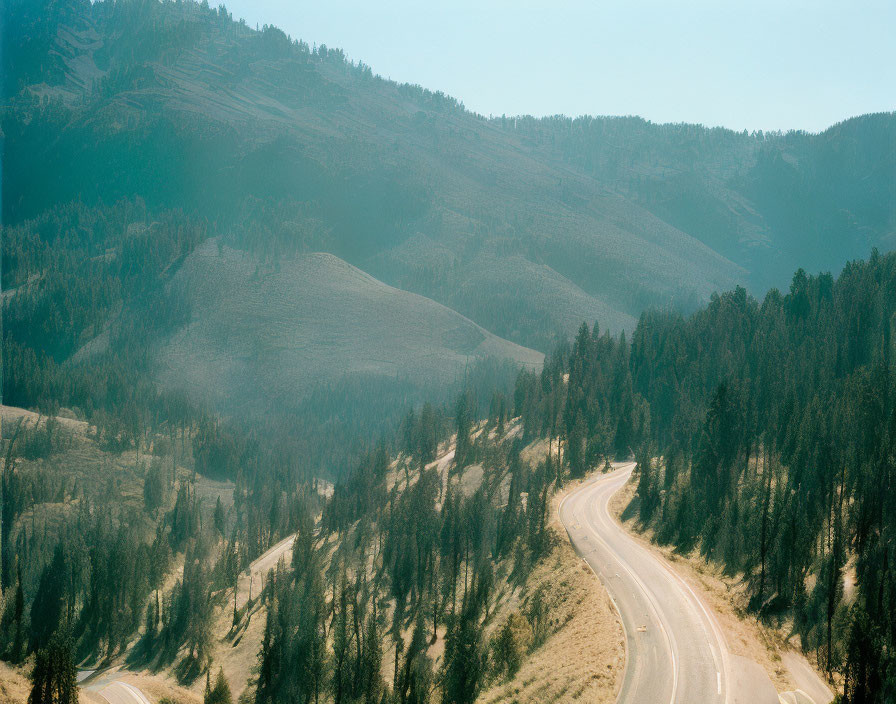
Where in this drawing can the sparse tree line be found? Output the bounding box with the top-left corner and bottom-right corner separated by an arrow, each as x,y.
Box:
0,399 -> 327,701
254,398 -> 562,704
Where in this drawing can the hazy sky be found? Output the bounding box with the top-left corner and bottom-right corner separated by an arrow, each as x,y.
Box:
222,0 -> 895,133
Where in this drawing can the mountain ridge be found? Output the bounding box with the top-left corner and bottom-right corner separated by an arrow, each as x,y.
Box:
2,0 -> 893,440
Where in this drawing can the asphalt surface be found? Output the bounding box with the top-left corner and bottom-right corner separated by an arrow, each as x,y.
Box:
559,463 -> 735,704
780,652 -> 834,704
93,682 -> 153,704
250,534 -> 295,579
80,670 -> 153,704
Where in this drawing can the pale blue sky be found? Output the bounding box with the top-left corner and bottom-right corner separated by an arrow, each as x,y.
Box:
223,0 -> 895,133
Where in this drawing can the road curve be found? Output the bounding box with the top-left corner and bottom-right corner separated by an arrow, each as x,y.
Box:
94,682 -> 153,704
250,533 -> 295,578
80,670 -> 153,704
234,532 -> 296,610
559,463 -> 732,704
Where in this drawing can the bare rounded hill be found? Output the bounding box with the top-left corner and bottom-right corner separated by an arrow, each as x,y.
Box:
156,240 -> 543,416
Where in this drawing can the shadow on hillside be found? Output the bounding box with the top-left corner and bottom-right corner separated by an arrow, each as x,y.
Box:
173,654 -> 204,685
620,493 -> 639,524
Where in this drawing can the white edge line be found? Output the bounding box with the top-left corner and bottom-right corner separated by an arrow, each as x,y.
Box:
121,682 -> 153,704
558,485 -> 630,702
585,466 -> 679,704
561,467 -> 679,704
603,475 -> 732,704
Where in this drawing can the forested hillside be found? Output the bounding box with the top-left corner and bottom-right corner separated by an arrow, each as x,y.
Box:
3,0 -> 893,461
0,403 -> 324,674
0,396 -> 616,704
516,251 -> 896,702
4,0 -> 894,347
2,0 -> 895,701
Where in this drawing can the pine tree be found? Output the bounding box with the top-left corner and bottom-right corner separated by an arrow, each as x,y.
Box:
28,629 -> 78,704
11,562 -> 25,662
454,393 -> 473,470
214,497 -> 226,537
205,668 -> 232,704
441,601 -> 484,704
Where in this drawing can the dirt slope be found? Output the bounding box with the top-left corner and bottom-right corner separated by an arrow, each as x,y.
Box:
479,480 -> 625,704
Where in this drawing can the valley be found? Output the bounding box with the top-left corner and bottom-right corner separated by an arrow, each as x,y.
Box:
3,1 -> 894,702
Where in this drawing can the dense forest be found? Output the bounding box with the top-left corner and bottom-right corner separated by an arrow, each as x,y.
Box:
517,252 -> 896,702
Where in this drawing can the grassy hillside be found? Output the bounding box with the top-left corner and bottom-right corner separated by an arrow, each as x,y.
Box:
155,240 -> 543,419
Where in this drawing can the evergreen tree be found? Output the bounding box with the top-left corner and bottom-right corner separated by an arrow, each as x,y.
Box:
441,601 -> 484,704
454,392 -> 473,470
10,562 -> 25,663
205,668 -> 232,704
214,497 -> 226,537
28,630 -> 78,704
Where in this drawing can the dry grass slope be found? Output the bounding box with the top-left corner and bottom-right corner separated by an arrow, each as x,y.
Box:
157,240 -> 544,416
0,662 -> 30,704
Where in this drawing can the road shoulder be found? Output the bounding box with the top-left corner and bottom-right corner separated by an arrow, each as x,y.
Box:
609,478 -> 834,703
477,478 -> 625,704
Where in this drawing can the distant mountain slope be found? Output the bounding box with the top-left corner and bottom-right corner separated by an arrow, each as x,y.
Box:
512,112 -> 896,292
2,0 -> 893,363
2,0 -> 743,352
156,240 -> 542,417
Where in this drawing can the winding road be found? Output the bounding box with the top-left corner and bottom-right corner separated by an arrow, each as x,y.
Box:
92,682 -> 152,704
235,533 -> 296,609
560,463 -> 770,704
79,670 -> 152,704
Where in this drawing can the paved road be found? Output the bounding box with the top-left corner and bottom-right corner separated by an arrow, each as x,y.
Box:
780,653 -> 834,704
234,533 -> 296,610
250,534 -> 295,577
93,682 -> 152,704
559,463 -> 735,704
80,671 -> 152,704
